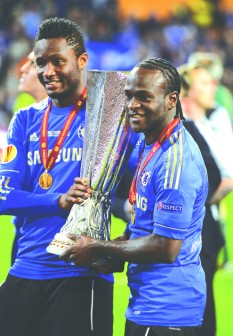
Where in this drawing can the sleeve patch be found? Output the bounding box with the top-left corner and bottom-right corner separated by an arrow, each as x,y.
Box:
1,145 -> 17,164
157,201 -> 182,213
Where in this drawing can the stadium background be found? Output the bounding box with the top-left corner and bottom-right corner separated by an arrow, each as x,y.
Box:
0,1 -> 233,335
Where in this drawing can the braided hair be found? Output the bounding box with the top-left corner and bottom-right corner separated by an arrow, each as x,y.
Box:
34,17 -> 86,58
136,58 -> 185,121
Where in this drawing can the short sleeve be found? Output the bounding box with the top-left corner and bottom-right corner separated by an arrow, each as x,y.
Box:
153,188 -> 196,240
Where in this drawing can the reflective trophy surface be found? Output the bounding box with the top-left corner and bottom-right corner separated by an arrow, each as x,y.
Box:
47,70 -> 133,255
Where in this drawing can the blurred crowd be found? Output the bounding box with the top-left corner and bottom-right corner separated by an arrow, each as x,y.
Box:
1,0 -> 233,131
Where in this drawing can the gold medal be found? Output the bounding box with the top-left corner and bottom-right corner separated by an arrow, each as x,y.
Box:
39,171 -> 53,189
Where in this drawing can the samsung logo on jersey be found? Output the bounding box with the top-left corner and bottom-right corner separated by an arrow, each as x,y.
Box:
157,201 -> 182,213
27,147 -> 82,165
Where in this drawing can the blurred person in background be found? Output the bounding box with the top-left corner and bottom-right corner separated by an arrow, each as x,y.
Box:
187,52 -> 233,125
11,51 -> 47,264
0,91 -> 11,161
179,63 -> 233,181
2,19 -> 32,112
179,62 -> 233,336
13,51 -> 47,111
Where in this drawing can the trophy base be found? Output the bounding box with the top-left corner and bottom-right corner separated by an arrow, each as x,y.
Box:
46,233 -> 74,255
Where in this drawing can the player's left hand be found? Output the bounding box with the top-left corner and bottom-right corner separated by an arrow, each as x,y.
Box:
60,234 -> 98,266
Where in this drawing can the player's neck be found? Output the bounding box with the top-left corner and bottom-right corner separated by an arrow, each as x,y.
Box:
145,116 -> 179,145
51,84 -> 86,108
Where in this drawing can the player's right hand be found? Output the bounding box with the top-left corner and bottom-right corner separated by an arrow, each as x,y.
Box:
58,177 -> 93,210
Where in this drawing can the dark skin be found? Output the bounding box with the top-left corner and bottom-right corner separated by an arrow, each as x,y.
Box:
60,67 -> 182,271
34,37 -> 89,211
34,37 -> 88,107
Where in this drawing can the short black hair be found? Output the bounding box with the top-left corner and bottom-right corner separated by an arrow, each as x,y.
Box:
136,58 -> 185,120
34,17 -> 86,57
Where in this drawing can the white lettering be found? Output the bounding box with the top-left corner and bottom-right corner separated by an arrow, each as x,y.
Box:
27,152 -> 33,165
55,150 -> 61,162
63,148 -> 71,162
34,151 -> 41,165
136,193 -> 147,211
27,148 -> 82,166
72,148 -> 82,161
163,204 -> 182,211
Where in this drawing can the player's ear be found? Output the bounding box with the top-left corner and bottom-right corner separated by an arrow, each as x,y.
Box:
78,52 -> 88,70
168,91 -> 179,110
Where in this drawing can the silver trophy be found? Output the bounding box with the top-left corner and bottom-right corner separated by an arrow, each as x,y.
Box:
47,70 -> 133,255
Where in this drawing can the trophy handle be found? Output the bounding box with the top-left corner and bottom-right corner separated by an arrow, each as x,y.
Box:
61,191 -> 112,240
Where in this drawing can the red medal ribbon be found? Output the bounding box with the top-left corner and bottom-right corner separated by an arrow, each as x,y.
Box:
40,87 -> 87,172
129,117 -> 180,205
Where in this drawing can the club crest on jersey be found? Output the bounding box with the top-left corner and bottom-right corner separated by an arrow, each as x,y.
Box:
77,122 -> 85,141
157,201 -> 182,213
1,144 -> 17,163
140,169 -> 151,187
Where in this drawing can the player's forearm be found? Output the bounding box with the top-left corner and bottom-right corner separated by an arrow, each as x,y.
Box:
96,234 -> 182,264
0,188 -> 63,216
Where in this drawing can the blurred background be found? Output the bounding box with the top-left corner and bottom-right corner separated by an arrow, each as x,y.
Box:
1,0 -> 233,129
0,1 -> 233,335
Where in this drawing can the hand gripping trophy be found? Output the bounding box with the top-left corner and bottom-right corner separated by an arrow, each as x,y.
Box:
47,70 -> 134,255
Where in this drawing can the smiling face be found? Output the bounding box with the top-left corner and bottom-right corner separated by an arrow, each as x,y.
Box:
124,66 -> 178,144
34,37 -> 88,107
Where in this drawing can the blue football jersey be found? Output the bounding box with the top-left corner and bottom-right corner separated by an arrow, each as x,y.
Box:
126,122 -> 208,326
0,98 -> 113,280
